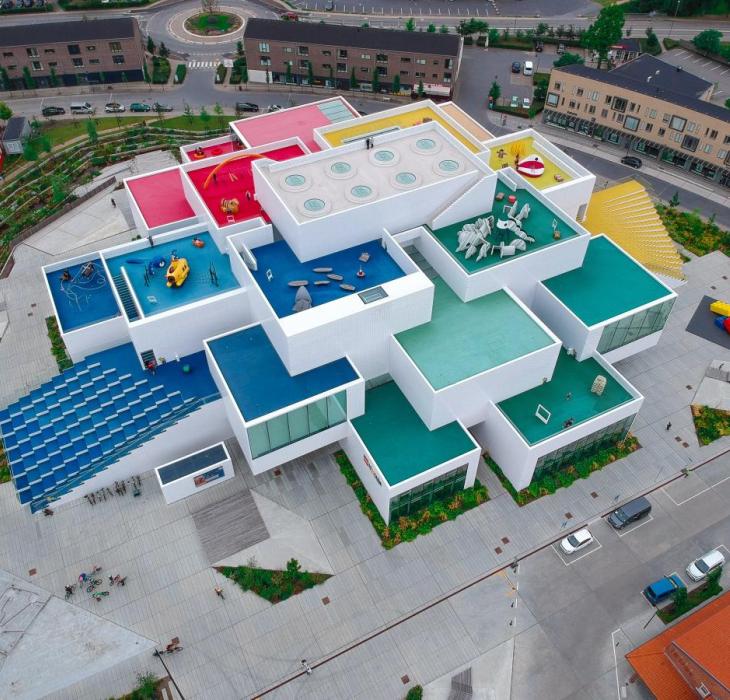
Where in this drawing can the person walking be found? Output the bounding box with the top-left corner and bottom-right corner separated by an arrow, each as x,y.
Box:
665,421 -> 672,431
214,586 -> 224,598
110,198 -> 116,208
301,659 -> 313,675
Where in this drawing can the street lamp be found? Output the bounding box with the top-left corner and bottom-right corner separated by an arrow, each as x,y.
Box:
669,0 -> 681,38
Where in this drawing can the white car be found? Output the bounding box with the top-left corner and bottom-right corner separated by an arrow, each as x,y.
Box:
560,528 -> 594,555
104,102 -> 125,113
522,97 -> 531,109
686,549 -> 725,581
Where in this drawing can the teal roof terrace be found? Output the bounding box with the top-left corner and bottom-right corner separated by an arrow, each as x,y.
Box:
352,381 -> 476,485
428,179 -> 581,274
497,350 -> 637,444
395,279 -> 554,390
542,236 -> 674,326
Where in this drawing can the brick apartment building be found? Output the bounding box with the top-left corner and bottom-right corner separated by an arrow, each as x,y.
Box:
0,17 -> 145,89
543,55 -> 730,187
243,19 -> 462,96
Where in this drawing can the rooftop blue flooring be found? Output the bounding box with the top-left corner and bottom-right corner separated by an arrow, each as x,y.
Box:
46,259 -> 120,332
207,324 -> 358,420
105,233 -> 239,316
250,239 -> 405,318
0,343 -> 219,511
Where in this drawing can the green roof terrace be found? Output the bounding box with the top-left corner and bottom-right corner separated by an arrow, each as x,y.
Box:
428,178 -> 582,274
352,381 -> 476,485
542,235 -> 674,327
497,350 -> 638,445
395,278 -> 555,390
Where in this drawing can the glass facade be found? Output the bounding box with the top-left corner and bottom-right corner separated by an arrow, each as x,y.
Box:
534,414 -> 635,475
389,464 -> 467,520
597,298 -> 674,353
248,391 -> 347,458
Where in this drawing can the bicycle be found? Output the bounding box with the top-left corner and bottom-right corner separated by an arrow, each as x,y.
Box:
91,591 -> 109,601
154,645 -> 183,656
86,578 -> 103,593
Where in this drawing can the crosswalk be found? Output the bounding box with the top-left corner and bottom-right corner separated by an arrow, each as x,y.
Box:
187,61 -> 219,70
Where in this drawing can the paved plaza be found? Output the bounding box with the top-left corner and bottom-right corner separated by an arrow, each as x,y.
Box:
0,176 -> 728,697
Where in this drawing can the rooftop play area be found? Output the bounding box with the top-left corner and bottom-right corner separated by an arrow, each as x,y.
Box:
206,324 -> 358,421
104,232 -> 239,317
542,235 -> 675,326
126,169 -> 196,230
428,179 -> 580,273
395,279 -> 554,390
185,138 -> 238,161
230,97 -> 357,152
46,259 -> 120,332
497,350 -> 636,444
186,145 -> 305,227
249,238 -> 406,317
488,136 -> 573,190
352,381 -> 476,485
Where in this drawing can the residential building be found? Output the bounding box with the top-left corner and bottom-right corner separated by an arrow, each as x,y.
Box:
627,591 -> 730,699
1,98 -> 680,526
0,17 -> 145,89
543,60 -> 730,186
1,116 -> 30,155
242,18 -> 462,96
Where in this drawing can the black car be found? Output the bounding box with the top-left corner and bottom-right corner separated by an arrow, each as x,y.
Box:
511,61 -> 521,74
235,102 -> 259,113
152,102 -> 173,112
534,41 -> 544,52
42,105 -> 66,116
621,155 -> 642,169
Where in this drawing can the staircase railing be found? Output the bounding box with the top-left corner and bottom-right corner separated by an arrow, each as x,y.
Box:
29,392 -> 220,513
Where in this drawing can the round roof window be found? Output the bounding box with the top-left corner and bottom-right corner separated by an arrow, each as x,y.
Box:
395,172 -> 417,185
331,161 -> 351,175
303,198 -> 325,212
416,138 -> 436,150
285,174 -> 306,187
350,185 -> 372,198
438,159 -> 460,172
374,150 -> 395,162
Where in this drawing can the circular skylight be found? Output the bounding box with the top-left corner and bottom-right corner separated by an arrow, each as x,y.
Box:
331,162 -> 351,175
350,185 -> 372,198
303,198 -> 325,212
374,150 -> 395,162
395,172 -> 416,185
285,174 -> 306,187
416,138 -> 436,150
438,159 -> 460,172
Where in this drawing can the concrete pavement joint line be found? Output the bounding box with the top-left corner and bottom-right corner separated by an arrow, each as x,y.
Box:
254,446 -> 730,697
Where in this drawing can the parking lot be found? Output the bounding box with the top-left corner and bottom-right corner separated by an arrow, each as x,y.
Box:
658,47 -> 730,106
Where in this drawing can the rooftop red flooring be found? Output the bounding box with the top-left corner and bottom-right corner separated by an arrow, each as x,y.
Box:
186,144 -> 304,227
127,168 -> 196,229
231,102 -> 354,152
185,139 -> 238,161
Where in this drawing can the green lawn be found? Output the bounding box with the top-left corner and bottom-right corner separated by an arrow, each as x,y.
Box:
186,12 -> 238,33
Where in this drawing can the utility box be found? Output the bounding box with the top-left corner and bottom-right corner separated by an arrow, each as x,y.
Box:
155,442 -> 233,504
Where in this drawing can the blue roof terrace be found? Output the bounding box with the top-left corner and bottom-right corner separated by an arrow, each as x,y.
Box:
206,324 -> 359,421
249,238 -> 406,318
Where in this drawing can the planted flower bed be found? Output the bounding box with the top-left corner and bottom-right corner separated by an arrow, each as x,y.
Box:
656,203 -> 730,256
657,568 -> 723,624
691,404 -> 730,445
45,316 -> 72,372
335,450 -> 488,549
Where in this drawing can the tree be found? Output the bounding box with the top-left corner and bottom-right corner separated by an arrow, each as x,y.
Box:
405,17 -> 416,31
533,76 -> 548,102
706,566 -> 722,595
183,102 -> 193,125
645,26 -> 660,52
725,97 -> 730,110
143,59 -> 151,84
85,119 -> 98,143
236,40 -> 244,56
427,23 -> 436,33
199,106 -> 211,130
159,42 -> 169,58
554,52 -> 584,67
439,25 -> 449,34
22,66 -> 36,89
488,27 -> 500,45
241,64 -> 249,86
22,140 -> 37,162
284,558 -> 301,582
0,102 -> 11,124
98,71 -> 106,84
328,65 -> 333,84
350,67 -> 357,89
669,191 -> 680,208
392,73 -> 401,94
582,4 -> 625,69
265,68 -> 270,84
51,174 -> 69,204
693,29 -> 722,55
417,79 -> 425,98
49,67 -> 59,88
213,101 -> 224,128
361,22 -> 369,28
0,67 -> 10,91
371,67 -> 380,93
201,0 -> 219,14
38,133 -> 52,154
146,36 -> 156,55
536,22 -> 549,36
307,60 -> 314,85
672,586 -> 689,615
285,61 -> 293,83
488,80 -> 501,103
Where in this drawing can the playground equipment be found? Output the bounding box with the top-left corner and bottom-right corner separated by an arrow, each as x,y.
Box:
59,261 -> 108,311
192,236 -> 206,249
710,300 -> 730,317
714,316 -> 730,334
166,258 -> 190,288
220,198 -> 239,215
516,155 -> 545,178
202,152 -> 266,189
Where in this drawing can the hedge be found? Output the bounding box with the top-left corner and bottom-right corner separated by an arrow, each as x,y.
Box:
151,56 -> 170,84
174,63 -> 187,84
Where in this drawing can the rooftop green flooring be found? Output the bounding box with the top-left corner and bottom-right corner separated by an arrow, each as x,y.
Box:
352,381 -> 476,485
395,279 -> 554,390
497,350 -> 636,444
542,236 -> 673,327
428,179 -> 580,274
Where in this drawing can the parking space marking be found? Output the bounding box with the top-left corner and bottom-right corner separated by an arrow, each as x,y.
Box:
551,536 -> 602,566
615,513 -> 654,537
611,629 -> 622,700
660,472 -> 730,506
709,64 -> 723,72
638,570 -> 686,609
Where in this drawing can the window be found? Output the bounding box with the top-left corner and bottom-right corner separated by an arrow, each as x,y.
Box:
589,90 -> 599,101
322,49 -> 332,56
709,129 -> 718,139
258,42 -> 270,52
587,105 -> 595,114
670,115 -> 687,131
628,101 -> 636,111
601,108 -> 608,118
112,55 -> 125,64
546,92 -> 559,107
260,57 -> 271,66
415,58 -> 426,65
389,465 -> 468,521
687,121 -> 697,133
400,70 -> 410,76
299,59 -> 309,69
624,116 -> 639,132
576,88 -> 584,96
298,46 -> 309,56
322,63 -> 332,69
415,71 -> 425,78
360,67 -> 368,73
283,47 -> 293,53
605,95 -> 612,104
43,48 -> 55,55
72,58 -> 84,67
645,123 -> 653,133
2,52 -> 13,58
598,298 -> 675,353
26,48 -> 39,57
377,66 -> 387,76
109,41 -> 122,53
48,61 -> 57,67
7,65 -> 17,71
360,53 -> 371,60
67,44 -> 80,55
338,49 -> 347,58
445,58 -> 453,69
86,45 -> 96,51
658,128 -> 666,136
337,62 -> 347,72
376,53 -> 387,62
611,96 -> 627,112
89,58 -> 100,65
671,132 -> 683,143
681,134 -> 699,152
31,61 -> 42,71
648,109 -> 657,119
724,135 -> 730,144
443,73 -> 451,83
719,150 -> 727,159
704,144 -> 713,153
568,100 -> 577,109
400,57 -> 411,63
615,113 -> 624,123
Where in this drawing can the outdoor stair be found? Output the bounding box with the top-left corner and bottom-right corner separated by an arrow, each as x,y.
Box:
112,273 -> 141,321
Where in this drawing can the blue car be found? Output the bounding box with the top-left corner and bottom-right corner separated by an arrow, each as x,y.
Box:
643,574 -> 685,606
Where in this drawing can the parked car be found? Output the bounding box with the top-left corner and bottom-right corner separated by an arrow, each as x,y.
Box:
560,528 -> 594,555
325,0 -> 334,9
523,61 -> 534,76
608,496 -> 652,530
510,95 -> 519,108
70,101 -> 95,115
522,97 -> 531,109
152,102 -> 173,112
621,155 -> 642,169
267,104 -> 283,112
557,42 -> 566,54
235,102 -> 259,113
41,105 -> 65,116
129,102 -> 151,112
280,10 -> 298,20
687,549 -> 725,582
511,61 -> 521,74
534,40 -> 544,52
104,102 -> 125,113
643,575 -> 685,606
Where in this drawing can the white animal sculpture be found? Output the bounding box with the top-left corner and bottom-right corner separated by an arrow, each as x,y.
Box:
476,242 -> 491,261
511,228 -> 536,243
515,203 -> 531,222
465,243 -> 478,259
500,244 -> 516,258
508,239 -> 527,251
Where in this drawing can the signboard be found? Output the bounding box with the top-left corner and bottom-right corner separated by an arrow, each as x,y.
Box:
193,466 -> 225,487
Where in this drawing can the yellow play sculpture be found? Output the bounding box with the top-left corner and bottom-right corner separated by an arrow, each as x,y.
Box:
166,258 -> 190,288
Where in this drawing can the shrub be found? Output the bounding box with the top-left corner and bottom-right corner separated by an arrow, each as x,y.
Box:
218,559 -> 329,603
405,686 -> 423,700
692,405 -> 730,445
216,63 -> 227,83
151,56 -> 171,84
175,63 -> 187,84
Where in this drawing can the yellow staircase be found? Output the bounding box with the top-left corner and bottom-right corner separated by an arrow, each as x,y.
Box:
582,180 -> 685,281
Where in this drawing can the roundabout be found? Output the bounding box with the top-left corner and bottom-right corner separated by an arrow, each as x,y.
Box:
170,5 -> 248,45
183,11 -> 243,37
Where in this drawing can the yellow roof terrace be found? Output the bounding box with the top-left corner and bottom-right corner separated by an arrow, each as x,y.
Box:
489,136 -> 573,190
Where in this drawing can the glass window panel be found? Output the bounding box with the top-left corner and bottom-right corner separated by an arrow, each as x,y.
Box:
327,391 -> 347,427
248,422 -> 271,459
308,398 -> 328,434
267,414 -> 290,451
288,405 -> 309,442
